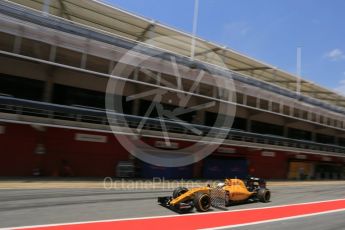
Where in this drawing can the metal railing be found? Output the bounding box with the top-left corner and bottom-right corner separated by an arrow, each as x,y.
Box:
0,96 -> 345,154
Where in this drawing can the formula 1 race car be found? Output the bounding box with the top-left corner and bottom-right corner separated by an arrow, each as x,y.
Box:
158,177 -> 271,213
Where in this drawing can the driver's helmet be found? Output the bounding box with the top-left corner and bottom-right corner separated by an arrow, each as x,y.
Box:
217,182 -> 225,188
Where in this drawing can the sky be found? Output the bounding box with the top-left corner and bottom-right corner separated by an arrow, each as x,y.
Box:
104,0 -> 345,94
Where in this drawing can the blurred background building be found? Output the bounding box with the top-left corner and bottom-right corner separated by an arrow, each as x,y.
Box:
0,0 -> 344,179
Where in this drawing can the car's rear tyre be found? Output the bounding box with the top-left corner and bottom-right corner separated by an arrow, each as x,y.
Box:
257,189 -> 271,203
173,187 -> 188,198
194,192 -> 211,212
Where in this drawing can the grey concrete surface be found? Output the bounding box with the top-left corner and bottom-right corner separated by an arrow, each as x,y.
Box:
0,183 -> 344,229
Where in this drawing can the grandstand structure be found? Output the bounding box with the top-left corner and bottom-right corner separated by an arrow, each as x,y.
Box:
0,0 -> 344,179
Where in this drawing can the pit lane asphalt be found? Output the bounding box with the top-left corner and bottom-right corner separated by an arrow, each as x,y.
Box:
0,183 -> 345,229
226,211 -> 345,230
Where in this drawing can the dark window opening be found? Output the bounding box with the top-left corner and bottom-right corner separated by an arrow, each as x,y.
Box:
0,74 -> 44,100
259,99 -> 269,110
204,111 -> 235,129
0,32 -> 14,52
283,105 -> 290,115
272,102 -> 280,113
301,110 -> 308,120
204,111 -> 217,127
338,138 -> 345,147
20,38 -> 50,60
287,128 -> 312,141
311,113 -> 317,122
293,108 -> 300,118
316,133 -> 335,144
251,120 -> 284,136
53,84 -> 105,109
246,96 -> 257,107
55,47 -> 82,68
232,117 -> 247,130
86,55 -> 110,73
320,116 -> 325,124
52,84 -> 133,114
138,100 -> 195,123
236,93 -> 243,104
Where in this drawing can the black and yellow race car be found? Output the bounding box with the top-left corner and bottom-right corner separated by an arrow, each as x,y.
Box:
158,177 -> 271,213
